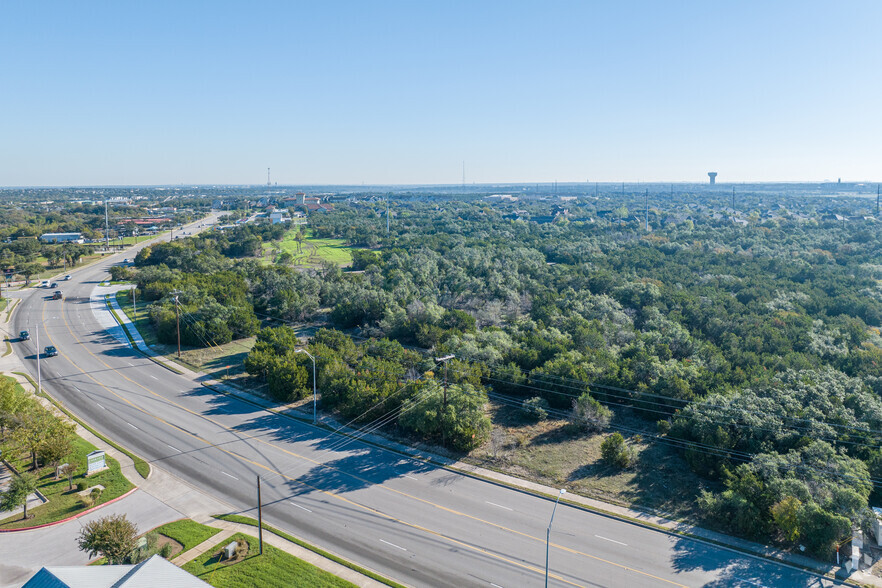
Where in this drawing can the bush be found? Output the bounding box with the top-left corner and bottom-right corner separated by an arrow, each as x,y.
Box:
600,433 -> 635,468
570,392 -> 610,433
656,419 -> 671,435
76,482 -> 86,492
159,542 -> 174,559
521,397 -> 550,421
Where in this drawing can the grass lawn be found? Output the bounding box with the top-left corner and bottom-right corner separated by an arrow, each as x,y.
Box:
263,228 -> 355,267
154,519 -> 222,553
0,298 -> 7,313
115,290 -> 258,384
0,434 -> 134,530
182,533 -> 356,588
467,402 -> 715,520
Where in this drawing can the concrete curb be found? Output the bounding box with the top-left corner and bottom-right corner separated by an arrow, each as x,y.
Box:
0,488 -> 139,533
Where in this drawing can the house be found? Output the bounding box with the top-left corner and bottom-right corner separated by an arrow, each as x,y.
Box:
23,554 -> 209,587
39,233 -> 84,244
269,210 -> 290,224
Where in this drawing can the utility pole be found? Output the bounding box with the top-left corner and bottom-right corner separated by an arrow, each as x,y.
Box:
36,324 -> 41,395
435,354 -> 454,447
104,198 -> 110,253
132,286 -> 136,318
172,291 -> 181,358
545,489 -> 567,588
257,476 -> 264,555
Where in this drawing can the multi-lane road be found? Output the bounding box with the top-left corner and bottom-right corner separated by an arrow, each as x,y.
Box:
8,218 -> 843,587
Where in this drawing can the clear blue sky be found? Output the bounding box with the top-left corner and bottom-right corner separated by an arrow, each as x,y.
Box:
2,1 -> 880,186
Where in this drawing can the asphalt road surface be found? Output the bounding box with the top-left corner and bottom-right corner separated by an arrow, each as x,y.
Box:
9,217 -> 845,588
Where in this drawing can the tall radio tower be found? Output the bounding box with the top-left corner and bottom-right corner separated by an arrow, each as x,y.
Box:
267,167 -> 271,187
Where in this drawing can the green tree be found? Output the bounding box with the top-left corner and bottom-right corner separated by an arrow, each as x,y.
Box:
771,496 -> 802,543
0,377 -> 30,437
77,514 -> 139,564
0,472 -> 37,520
38,419 -> 76,476
398,381 -> 490,451
600,432 -> 634,468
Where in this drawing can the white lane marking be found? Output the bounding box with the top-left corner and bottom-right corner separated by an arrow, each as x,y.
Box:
485,501 -> 513,511
490,584 -> 504,588
403,475 -> 418,480
126,422 -> 139,430
127,362 -> 134,367
594,535 -> 627,546
73,386 -> 80,391
732,578 -> 767,588
149,374 -> 158,380
289,501 -> 312,513
96,403 -> 105,410
379,539 -> 407,551
167,444 -> 182,453
221,471 -> 239,480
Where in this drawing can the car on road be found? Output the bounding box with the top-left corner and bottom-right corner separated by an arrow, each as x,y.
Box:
41,280 -> 50,288
63,274 -> 71,280
44,345 -> 58,357
52,290 -> 63,300
19,330 -> 29,341
50,282 -> 58,288
123,258 -> 131,264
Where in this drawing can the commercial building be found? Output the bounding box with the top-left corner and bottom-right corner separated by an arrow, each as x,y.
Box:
39,233 -> 84,244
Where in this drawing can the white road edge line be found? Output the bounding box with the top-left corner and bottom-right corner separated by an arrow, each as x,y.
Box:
96,403 -> 105,410
289,501 -> 312,513
379,539 -> 407,551
126,422 -> 139,430
221,471 -> 239,480
485,501 -> 513,511
403,475 -> 418,480
594,535 -> 628,546
490,584 -> 504,588
167,444 -> 182,453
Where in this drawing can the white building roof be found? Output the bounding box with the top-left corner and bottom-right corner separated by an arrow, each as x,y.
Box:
24,555 -> 210,588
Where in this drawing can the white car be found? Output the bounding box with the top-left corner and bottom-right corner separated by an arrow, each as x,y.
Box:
64,275 -> 71,280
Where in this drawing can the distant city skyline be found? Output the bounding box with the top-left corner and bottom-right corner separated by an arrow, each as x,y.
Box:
2,1 -> 880,187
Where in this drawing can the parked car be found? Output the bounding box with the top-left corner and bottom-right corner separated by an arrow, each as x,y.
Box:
63,275 -> 71,280
52,290 -> 63,300
19,330 -> 29,341
44,345 -> 58,357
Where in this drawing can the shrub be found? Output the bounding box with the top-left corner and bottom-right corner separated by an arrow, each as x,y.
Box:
656,419 -> 671,435
159,542 -> 174,559
600,433 -> 635,468
521,397 -> 550,421
570,392 -> 610,433
76,482 -> 86,492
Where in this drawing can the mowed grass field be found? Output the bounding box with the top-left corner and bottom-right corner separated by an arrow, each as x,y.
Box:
263,228 -> 354,267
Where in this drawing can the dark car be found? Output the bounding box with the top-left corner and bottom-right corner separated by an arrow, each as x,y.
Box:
19,330 -> 29,341
52,290 -> 63,300
44,345 -> 58,357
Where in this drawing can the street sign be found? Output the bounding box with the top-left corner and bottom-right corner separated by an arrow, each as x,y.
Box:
86,450 -> 106,474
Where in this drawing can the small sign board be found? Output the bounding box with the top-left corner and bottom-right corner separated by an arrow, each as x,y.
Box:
86,450 -> 106,474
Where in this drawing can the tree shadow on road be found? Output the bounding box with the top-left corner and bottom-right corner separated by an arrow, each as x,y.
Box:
668,536 -> 835,587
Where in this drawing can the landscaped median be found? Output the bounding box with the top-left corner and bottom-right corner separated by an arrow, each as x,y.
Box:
13,371 -> 150,479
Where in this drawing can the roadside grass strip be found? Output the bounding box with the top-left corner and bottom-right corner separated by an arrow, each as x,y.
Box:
154,518 -> 222,553
182,532 -> 357,588
213,514 -> 407,588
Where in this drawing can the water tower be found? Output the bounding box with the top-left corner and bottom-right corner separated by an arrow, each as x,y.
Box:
708,172 -> 717,185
